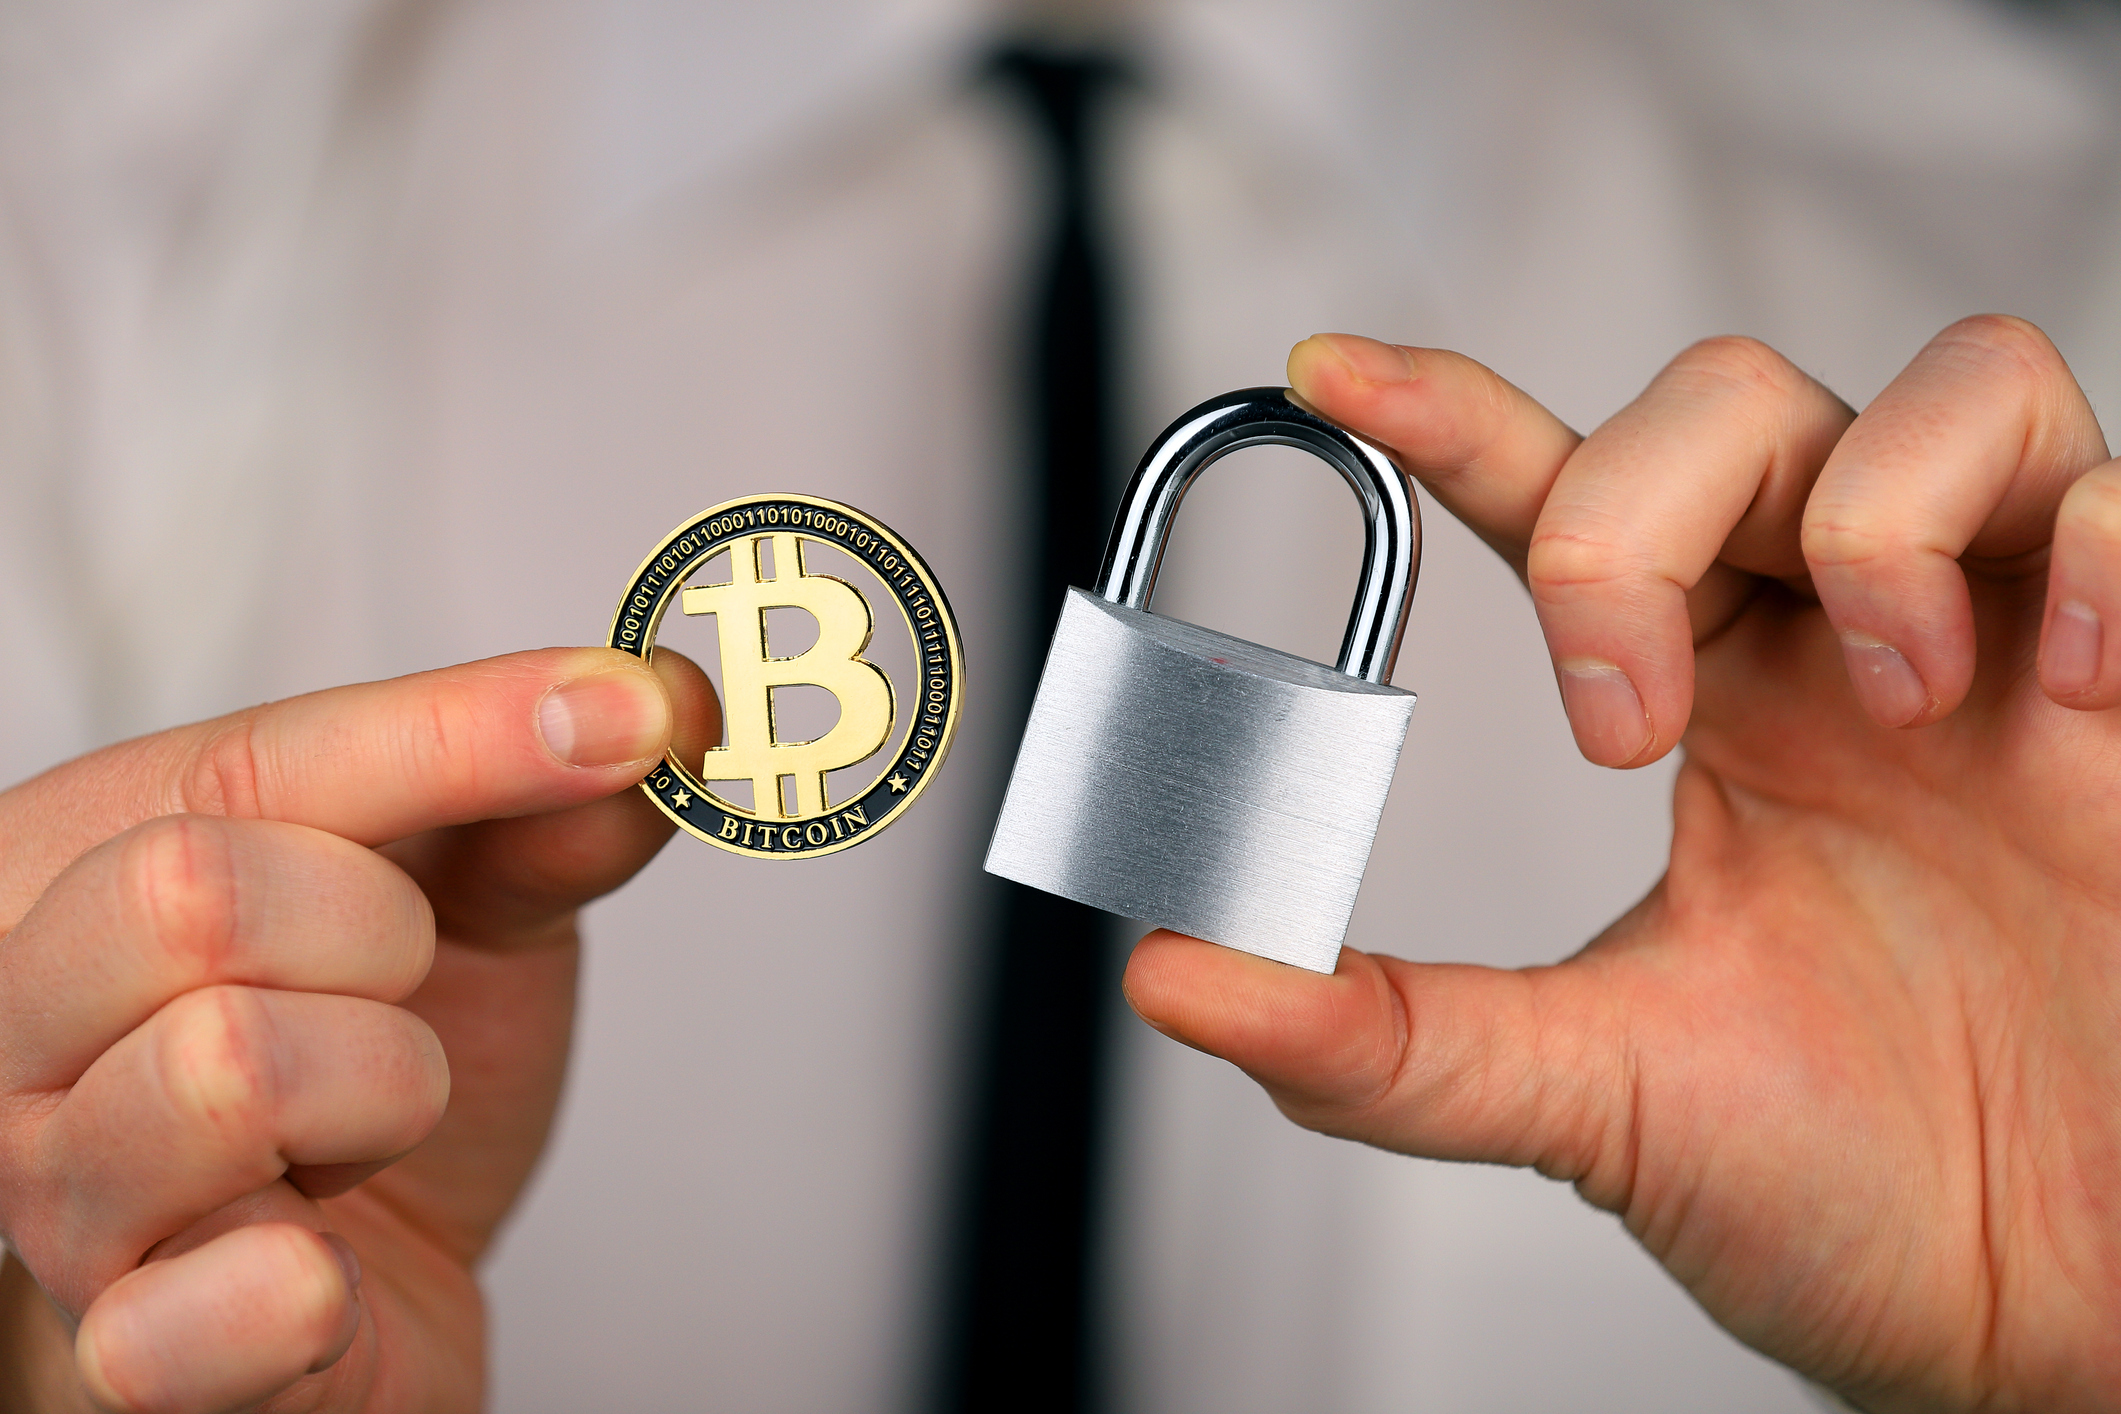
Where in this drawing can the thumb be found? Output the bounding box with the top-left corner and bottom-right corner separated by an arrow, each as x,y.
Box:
1122,931 -> 1636,1187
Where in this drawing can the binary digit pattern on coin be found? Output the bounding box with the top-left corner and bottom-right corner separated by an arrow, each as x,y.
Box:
610,494 -> 962,859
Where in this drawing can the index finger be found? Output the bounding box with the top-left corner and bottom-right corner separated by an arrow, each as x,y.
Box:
1287,333 -> 1582,570
0,648 -> 673,928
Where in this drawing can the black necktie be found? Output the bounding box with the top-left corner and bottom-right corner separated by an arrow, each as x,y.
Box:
935,45 -> 1128,1414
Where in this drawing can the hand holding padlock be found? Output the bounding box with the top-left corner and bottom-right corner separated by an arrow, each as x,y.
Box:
986,388 -> 1419,973
1129,327 -> 2121,1413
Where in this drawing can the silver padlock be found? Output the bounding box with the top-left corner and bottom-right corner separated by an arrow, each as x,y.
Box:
985,387 -> 1420,973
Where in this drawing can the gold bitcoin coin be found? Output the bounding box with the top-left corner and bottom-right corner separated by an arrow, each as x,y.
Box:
609,494 -> 963,859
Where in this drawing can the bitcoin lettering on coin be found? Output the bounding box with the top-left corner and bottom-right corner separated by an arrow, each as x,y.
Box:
609,494 -> 962,859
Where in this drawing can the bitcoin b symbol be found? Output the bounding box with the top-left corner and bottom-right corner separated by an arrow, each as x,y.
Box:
612,493 -> 961,859
682,533 -> 894,818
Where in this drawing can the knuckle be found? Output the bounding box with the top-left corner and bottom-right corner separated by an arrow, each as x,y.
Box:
1526,527 -> 1635,599
179,711 -> 268,818
1800,505 -> 1902,571
118,817 -> 240,981
154,988 -> 282,1158
1663,335 -> 1804,402
396,680 -> 487,803
1442,358 -> 1531,465
1931,313 -> 2064,386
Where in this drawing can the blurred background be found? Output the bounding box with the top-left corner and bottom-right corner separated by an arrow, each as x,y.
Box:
4,0 -> 2121,1410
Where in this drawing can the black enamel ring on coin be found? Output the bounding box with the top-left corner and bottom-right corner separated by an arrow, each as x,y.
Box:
610,493 -> 963,859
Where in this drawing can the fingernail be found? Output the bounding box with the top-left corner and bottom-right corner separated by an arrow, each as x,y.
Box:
1839,633 -> 1930,727
319,1233 -> 361,1294
537,670 -> 669,766
1309,332 -> 1416,385
2044,600 -> 2103,697
1557,659 -> 1652,765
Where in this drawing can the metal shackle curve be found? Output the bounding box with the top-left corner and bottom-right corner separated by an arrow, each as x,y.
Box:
1093,387 -> 1421,684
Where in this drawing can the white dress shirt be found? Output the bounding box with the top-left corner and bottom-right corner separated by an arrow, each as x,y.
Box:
3,1 -> 2117,1410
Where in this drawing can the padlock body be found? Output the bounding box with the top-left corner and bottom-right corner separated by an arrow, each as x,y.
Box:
985,588 -> 1414,973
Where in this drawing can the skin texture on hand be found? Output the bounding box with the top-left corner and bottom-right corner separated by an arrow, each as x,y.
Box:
0,646 -> 715,1413
1126,320 -> 2121,1414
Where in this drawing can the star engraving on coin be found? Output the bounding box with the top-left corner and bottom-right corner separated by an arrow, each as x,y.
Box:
609,493 -> 963,860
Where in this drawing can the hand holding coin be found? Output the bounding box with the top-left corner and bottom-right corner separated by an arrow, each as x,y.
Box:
0,490 -> 955,1411
0,647 -> 714,1413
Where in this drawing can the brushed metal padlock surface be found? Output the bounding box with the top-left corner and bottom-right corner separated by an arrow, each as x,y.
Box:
985,387 -> 1420,973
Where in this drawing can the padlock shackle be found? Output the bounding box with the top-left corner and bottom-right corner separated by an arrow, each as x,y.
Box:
1094,387 -> 1421,685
